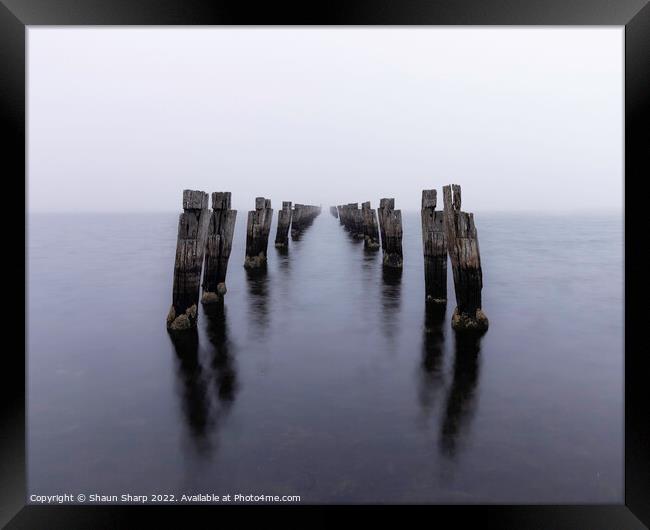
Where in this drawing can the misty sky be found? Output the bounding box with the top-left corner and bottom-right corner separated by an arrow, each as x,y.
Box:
28,27 -> 623,213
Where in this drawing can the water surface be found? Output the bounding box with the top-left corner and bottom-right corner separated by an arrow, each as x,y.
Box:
28,211 -> 623,503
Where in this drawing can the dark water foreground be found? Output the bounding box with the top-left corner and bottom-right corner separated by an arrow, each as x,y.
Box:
28,211 -> 623,503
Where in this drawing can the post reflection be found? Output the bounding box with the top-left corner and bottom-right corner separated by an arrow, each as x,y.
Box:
358,246 -> 380,321
418,302 -> 446,417
204,301 -> 238,405
169,302 -> 240,458
438,332 -> 482,459
346,230 -> 364,245
245,266 -> 270,338
275,246 -> 291,275
290,216 -> 317,241
380,266 -> 402,343
169,329 -> 214,456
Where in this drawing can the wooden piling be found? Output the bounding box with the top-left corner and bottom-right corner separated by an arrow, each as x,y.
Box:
421,189 -> 447,303
377,198 -> 403,268
361,201 -> 380,250
201,192 -> 237,304
338,204 -> 349,231
337,205 -> 347,229
291,204 -> 321,238
352,205 -> 364,238
330,206 -> 338,218
244,197 -> 273,269
291,204 -> 304,239
442,184 -> 488,332
340,204 -> 350,231
167,190 -> 211,331
338,203 -> 364,238
274,201 -> 293,248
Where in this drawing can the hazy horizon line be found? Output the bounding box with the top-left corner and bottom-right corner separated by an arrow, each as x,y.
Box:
27,208 -> 624,215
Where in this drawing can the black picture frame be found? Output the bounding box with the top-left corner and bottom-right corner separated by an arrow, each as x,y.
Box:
2,1 -> 648,527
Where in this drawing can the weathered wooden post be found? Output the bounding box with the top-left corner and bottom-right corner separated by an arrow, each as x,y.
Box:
340,203 -> 363,238
377,198 -> 403,268
330,206 -> 338,218
336,205 -> 343,224
167,190 -> 210,331
421,189 -> 447,303
338,204 -> 348,229
361,201 -> 381,249
290,204 -> 304,239
275,201 -> 293,248
352,205 -> 364,239
201,192 -> 237,304
442,184 -> 488,332
244,197 -> 273,269
377,198 -> 391,249
345,204 -> 354,233
291,204 -> 320,238
340,204 -> 350,231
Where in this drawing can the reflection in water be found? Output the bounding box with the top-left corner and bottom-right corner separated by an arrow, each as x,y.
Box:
245,267 -> 270,338
290,217 -> 317,241
169,303 -> 240,458
418,302 -> 446,417
204,301 -> 238,404
439,332 -> 482,459
273,246 -> 293,319
380,267 -> 402,343
169,329 -> 213,456
275,246 -> 291,276
362,247 -> 379,277
346,231 -> 364,245
360,248 -> 380,316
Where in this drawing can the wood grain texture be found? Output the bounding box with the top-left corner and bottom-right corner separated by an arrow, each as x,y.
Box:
337,203 -> 365,239
377,198 -> 403,268
361,201 -> 380,250
290,204 -> 320,239
274,201 -> 293,248
421,189 -> 447,303
168,189 -> 210,330
202,191 -> 237,303
244,197 -> 273,269
442,184 -> 488,332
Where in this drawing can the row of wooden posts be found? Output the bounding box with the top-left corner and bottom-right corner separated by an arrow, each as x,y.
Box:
166,191 -> 321,331
166,185 -> 487,334
333,184 -> 488,333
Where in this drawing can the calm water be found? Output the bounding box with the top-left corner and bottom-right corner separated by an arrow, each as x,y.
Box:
28,211 -> 623,503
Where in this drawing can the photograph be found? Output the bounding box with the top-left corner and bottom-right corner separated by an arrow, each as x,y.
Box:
25,27 -> 624,505
2,1 -> 650,525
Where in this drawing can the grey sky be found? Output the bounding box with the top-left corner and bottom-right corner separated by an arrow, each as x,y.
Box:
28,27 -> 623,213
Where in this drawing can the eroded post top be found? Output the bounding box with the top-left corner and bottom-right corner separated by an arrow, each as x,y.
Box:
442,184 -> 462,212
211,192 -> 231,210
422,189 -> 437,209
183,190 -> 209,210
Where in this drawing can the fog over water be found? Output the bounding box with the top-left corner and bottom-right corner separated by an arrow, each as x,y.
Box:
28,28 -> 622,213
